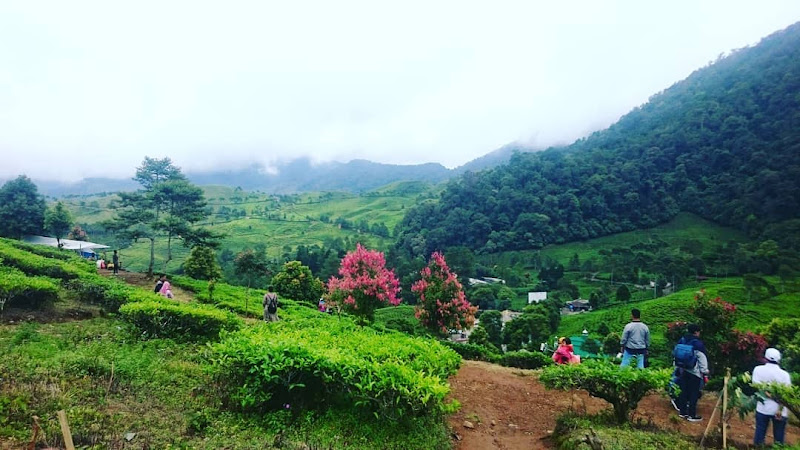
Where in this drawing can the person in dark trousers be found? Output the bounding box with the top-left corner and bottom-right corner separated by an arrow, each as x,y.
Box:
675,323 -> 709,422
752,348 -> 791,446
669,324 -> 708,411
154,275 -> 166,293
112,250 -> 120,275
620,308 -> 650,368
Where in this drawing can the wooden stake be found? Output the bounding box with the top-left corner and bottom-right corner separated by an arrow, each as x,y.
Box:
57,410 -> 75,450
722,368 -> 731,449
27,416 -> 41,450
105,361 -> 115,401
700,394 -> 722,448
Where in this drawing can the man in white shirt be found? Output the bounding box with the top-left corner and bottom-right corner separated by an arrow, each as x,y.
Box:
752,348 -> 792,446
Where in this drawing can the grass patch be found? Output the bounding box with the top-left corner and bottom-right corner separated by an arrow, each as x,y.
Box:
553,412 -> 697,450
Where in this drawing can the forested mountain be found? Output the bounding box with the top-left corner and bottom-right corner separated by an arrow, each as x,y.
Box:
396,22 -> 800,257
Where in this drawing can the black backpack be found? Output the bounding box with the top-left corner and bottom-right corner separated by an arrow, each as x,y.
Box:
267,294 -> 278,314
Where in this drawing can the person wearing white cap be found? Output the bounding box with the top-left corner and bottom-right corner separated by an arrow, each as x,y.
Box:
752,347 -> 791,446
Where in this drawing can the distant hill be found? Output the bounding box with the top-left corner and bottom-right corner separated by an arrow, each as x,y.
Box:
396,22 -> 800,257
35,177 -> 140,197
34,145 -> 535,197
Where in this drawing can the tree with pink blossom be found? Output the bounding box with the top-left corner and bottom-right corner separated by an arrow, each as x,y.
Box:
327,243 -> 401,323
413,252 -> 477,337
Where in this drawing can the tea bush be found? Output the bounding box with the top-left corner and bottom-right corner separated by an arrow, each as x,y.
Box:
0,239 -> 89,280
0,268 -> 59,310
209,317 -> 460,418
441,341 -> 500,363
540,360 -> 671,424
119,300 -> 241,342
498,351 -> 553,369
4,238 -> 93,267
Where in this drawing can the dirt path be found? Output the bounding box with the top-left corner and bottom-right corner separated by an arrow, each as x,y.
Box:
447,360 -> 799,449
99,269 -> 194,302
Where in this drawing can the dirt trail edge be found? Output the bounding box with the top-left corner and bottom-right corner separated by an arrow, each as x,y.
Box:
447,360 -> 798,450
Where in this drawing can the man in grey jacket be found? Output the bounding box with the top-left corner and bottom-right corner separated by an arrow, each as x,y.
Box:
620,308 -> 650,369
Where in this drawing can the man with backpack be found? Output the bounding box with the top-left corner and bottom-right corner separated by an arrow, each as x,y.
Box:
673,323 -> 709,422
620,308 -> 650,368
263,286 -> 280,322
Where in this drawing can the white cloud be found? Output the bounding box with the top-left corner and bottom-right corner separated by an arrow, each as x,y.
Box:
1,0 -> 799,180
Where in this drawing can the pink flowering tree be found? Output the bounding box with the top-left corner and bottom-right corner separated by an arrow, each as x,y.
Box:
327,244 -> 401,323
412,252 -> 477,337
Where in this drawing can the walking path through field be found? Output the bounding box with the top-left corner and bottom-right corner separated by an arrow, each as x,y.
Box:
447,360 -> 799,449
99,269 -> 193,302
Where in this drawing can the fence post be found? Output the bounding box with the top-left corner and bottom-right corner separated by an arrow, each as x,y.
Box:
722,368 -> 731,448
57,410 -> 75,450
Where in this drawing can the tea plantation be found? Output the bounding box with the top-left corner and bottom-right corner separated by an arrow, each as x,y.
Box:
0,238 -> 457,449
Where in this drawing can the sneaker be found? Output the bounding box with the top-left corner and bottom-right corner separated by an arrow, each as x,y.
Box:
685,416 -> 702,422
670,398 -> 680,411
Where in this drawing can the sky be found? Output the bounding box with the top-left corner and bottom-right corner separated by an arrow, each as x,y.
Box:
1,1 -> 800,182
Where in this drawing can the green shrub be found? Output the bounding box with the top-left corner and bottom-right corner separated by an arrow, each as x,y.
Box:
440,341 -> 500,363
65,274 -> 137,312
209,317 -> 460,418
5,239 -> 94,269
540,360 -> 671,424
581,337 -> 601,354
498,351 -> 552,369
374,305 -> 430,337
603,332 -> 621,355
762,318 -> 800,372
0,269 -> 60,311
0,240 -> 87,280
119,300 -> 241,342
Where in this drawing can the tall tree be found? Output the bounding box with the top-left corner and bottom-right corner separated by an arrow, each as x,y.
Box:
272,261 -> 325,303
0,175 -> 46,239
234,249 -> 270,314
44,201 -> 73,248
412,252 -> 477,336
153,179 -> 208,270
105,157 -> 213,276
327,244 -> 401,323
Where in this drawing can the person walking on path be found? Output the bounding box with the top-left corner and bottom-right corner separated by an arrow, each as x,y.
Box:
752,348 -> 792,446
674,324 -> 709,422
620,308 -> 650,368
263,286 -> 280,322
112,250 -> 120,275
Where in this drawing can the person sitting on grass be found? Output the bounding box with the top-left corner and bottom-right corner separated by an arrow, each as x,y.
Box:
159,279 -> 172,298
552,337 -> 576,364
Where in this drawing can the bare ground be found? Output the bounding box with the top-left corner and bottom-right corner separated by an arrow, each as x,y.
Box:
447,360 -> 799,449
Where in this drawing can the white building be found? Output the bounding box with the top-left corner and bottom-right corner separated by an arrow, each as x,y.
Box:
527,291 -> 547,304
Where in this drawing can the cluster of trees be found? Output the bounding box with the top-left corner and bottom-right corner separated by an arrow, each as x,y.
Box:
469,297 -> 561,353
394,23 -> 800,265
0,175 -> 77,247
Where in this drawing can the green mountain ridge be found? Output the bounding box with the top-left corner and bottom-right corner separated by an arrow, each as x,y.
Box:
395,22 -> 800,258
